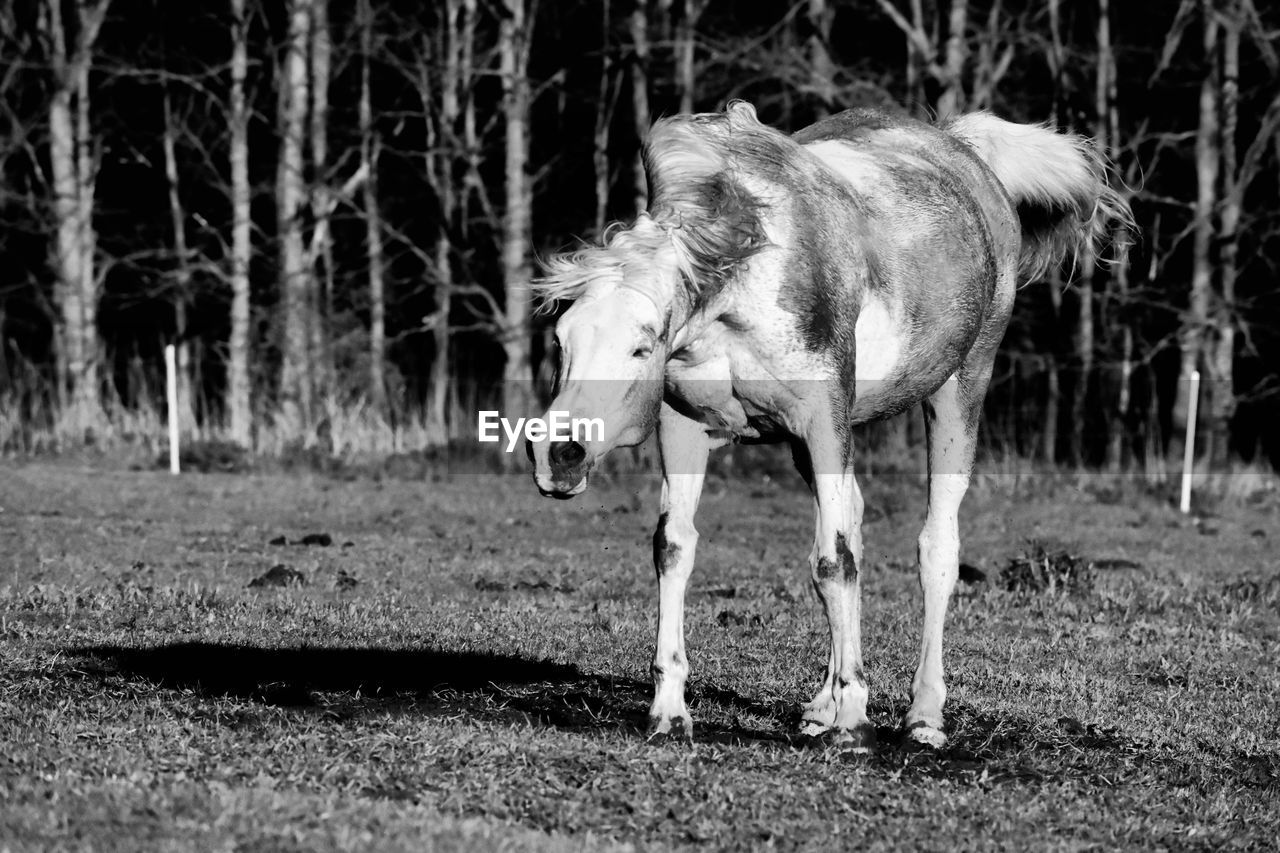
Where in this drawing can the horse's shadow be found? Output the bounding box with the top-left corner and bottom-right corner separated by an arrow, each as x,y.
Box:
64,643 -> 1204,783
67,642 -> 790,744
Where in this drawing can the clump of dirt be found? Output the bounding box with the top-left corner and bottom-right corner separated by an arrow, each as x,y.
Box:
248,564 -> 307,589
1000,541 -> 1094,595
268,532 -> 333,547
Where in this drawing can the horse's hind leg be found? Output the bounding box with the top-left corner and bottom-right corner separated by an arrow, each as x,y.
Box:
795,433 -> 874,751
648,405 -> 714,740
904,373 -> 984,747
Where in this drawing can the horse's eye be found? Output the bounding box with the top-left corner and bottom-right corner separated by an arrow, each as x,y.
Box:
633,346 -> 653,360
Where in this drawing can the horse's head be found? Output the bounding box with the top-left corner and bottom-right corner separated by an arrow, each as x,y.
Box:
527,105 -> 774,498
527,217 -> 684,498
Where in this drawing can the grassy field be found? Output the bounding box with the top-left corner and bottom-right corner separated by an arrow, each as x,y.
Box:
1,459 -> 1277,851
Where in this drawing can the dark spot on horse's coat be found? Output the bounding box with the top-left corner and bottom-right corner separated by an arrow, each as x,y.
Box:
652,513 -> 682,574
787,245 -> 845,354
815,533 -> 858,582
835,666 -> 867,689
814,555 -> 838,580
835,533 -> 857,582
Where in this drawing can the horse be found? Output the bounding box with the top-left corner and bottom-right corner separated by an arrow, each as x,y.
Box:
526,101 -> 1130,750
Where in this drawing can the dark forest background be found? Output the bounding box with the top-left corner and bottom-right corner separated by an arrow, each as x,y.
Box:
0,0 -> 1277,475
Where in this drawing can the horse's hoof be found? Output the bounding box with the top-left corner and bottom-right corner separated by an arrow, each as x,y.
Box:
905,720 -> 948,748
828,724 -> 877,755
797,719 -> 831,739
646,715 -> 693,744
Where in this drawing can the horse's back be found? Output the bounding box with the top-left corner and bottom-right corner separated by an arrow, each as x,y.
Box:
792,107 -> 1016,255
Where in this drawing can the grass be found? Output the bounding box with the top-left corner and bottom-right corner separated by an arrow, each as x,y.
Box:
1,460 -> 1277,851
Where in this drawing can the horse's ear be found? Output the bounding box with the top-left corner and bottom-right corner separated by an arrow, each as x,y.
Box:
724,100 -> 760,126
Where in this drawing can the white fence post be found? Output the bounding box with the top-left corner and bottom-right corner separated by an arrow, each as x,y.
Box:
1179,369 -> 1200,514
166,344 -> 180,475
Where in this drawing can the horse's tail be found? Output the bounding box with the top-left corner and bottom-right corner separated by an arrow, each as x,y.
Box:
945,111 -> 1133,282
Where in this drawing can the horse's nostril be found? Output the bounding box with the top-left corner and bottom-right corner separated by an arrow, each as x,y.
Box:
549,440 -> 587,468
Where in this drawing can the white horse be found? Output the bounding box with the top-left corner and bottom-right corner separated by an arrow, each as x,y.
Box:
527,101 -> 1130,750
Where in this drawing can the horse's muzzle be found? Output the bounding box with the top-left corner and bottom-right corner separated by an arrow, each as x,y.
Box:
531,439 -> 591,499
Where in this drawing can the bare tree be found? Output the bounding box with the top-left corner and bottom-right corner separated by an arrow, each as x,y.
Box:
969,0 -> 1014,111
277,0 -> 313,434
356,0 -> 385,417
938,0 -> 969,116
628,0 -> 652,214
1066,0 -> 1120,466
500,0 -> 534,418
40,0 -> 112,434
593,0 -> 620,234
1169,1 -> 1218,471
1206,0 -> 1280,467
227,0 -> 253,445
308,0 -> 331,401
675,0 -> 706,114
161,86 -> 199,435
875,0 -> 969,117
807,0 -> 837,116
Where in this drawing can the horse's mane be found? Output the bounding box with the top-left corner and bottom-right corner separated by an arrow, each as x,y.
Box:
534,102 -> 789,312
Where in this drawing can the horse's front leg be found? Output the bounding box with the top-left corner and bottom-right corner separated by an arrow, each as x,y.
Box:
648,404 -> 714,740
795,432 -> 874,751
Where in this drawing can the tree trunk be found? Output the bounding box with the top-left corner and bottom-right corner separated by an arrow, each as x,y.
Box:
358,0 -> 385,416
904,0 -> 926,113
47,58 -> 86,428
1170,4 -> 1218,471
423,0 -> 470,446
41,0 -> 110,437
593,0 -> 614,234
675,0 -> 703,114
1208,7 -> 1239,469
227,0 -> 253,446
1047,0 -> 1064,124
277,0 -> 313,436
807,0 -> 836,116
1068,261 -> 1094,466
936,0 -> 968,117
628,0 -> 652,214
73,37 -> 99,430
308,0 -> 331,404
1041,352 -> 1059,464
161,86 -> 198,435
500,0 -> 534,421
